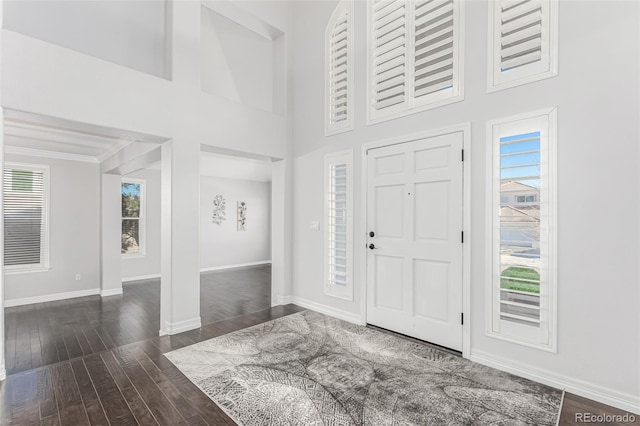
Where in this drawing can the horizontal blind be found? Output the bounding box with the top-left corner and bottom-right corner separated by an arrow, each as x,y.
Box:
371,0 -> 407,112
328,163 -> 349,287
499,0 -> 543,71
498,131 -> 542,327
328,9 -> 350,128
413,0 -> 455,99
4,167 -> 46,267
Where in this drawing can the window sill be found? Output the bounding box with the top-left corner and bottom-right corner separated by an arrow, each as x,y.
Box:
4,266 -> 51,276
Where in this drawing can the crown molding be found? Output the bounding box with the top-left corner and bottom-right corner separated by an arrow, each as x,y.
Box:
4,146 -> 99,163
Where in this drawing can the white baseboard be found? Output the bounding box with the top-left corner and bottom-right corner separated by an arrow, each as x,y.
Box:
288,296 -> 365,326
123,261 -> 272,284
159,316 -> 202,336
100,288 -> 123,297
470,349 -> 640,415
200,260 -> 271,273
122,273 -> 161,283
274,295 -> 293,306
5,288 -> 100,307
0,366 -> 6,381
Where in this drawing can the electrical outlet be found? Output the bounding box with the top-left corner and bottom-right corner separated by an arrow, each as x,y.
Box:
311,221 -> 320,231
75,274 -> 81,281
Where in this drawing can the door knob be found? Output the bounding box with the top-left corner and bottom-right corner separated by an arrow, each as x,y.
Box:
368,244 -> 376,250
369,231 -> 375,237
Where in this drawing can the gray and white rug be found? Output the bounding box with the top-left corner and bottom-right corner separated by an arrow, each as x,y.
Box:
165,311 -> 562,425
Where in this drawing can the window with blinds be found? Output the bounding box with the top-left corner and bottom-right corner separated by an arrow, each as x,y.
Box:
325,0 -> 354,136
488,0 -> 558,92
487,108 -> 557,352
324,150 -> 353,300
121,179 -> 145,257
3,163 -> 49,271
368,0 -> 463,124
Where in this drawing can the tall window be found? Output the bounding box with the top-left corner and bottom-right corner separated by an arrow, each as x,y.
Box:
487,107 -> 557,351
3,163 -> 49,272
367,0 -> 464,124
121,179 -> 145,256
324,150 -> 353,300
325,0 -> 354,136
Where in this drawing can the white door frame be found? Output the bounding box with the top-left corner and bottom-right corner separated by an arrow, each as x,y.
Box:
359,122 -> 472,358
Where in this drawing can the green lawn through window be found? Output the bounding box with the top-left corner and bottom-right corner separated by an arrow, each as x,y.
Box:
501,267 -> 540,294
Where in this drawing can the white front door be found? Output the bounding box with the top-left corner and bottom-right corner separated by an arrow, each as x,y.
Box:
366,132 -> 463,351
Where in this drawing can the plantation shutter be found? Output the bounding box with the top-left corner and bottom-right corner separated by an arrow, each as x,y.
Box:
3,166 -> 47,268
371,0 -> 408,116
412,0 -> 456,101
326,1 -> 353,135
325,151 -> 353,300
489,0 -> 557,91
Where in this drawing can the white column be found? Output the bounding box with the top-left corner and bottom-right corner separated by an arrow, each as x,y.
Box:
100,173 -> 123,297
0,0 -> 6,380
271,159 -> 293,306
160,140 -> 201,335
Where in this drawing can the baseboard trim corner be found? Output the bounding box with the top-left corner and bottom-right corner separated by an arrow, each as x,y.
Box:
122,273 -> 161,283
0,366 -> 6,381
274,295 -> 293,306
469,349 -> 640,415
290,296 -> 365,326
200,260 -> 271,273
160,317 -> 202,336
5,288 -> 101,307
100,288 -> 123,297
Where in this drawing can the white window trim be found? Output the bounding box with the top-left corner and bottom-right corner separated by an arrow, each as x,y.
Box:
3,162 -> 51,275
324,149 -> 353,301
325,0 -> 354,136
122,178 -> 146,259
486,0 -> 559,93
366,0 -> 465,125
485,107 -> 558,352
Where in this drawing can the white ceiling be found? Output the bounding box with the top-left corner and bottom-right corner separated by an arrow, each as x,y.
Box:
3,110 -> 166,163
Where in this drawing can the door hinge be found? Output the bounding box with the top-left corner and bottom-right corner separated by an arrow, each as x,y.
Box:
461,149 -> 464,162
461,313 -> 464,325
461,231 -> 464,243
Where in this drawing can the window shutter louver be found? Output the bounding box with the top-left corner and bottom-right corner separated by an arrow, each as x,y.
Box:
325,0 -> 354,136
368,0 -> 463,124
488,0 -> 557,91
324,151 -> 353,301
371,0 -> 407,113
412,0 -> 456,100
3,165 -> 48,270
487,108 -> 558,352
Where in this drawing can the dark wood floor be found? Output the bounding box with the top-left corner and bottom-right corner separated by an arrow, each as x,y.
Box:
2,264 -> 636,425
3,265 -> 272,376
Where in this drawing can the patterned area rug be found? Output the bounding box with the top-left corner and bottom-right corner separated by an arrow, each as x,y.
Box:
165,311 -> 562,425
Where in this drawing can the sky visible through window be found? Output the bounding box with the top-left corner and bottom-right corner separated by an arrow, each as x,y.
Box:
500,131 -> 541,188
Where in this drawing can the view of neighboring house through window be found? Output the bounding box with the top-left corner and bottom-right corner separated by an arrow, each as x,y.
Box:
488,108 -> 557,351
121,179 -> 145,256
3,163 -> 49,272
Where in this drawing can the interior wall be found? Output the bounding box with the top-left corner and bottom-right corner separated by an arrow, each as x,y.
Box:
201,6 -> 274,112
4,154 -> 100,301
121,168 -> 161,281
3,0 -> 168,78
290,0 -> 640,409
200,176 -> 271,269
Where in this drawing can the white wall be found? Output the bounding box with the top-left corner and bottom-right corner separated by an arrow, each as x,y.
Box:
121,168 -> 161,280
4,154 -> 100,301
200,176 -> 271,269
290,0 -> 640,412
3,0 -> 168,78
201,6 -> 274,112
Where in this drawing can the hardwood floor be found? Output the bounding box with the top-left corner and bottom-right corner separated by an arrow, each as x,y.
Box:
4,265 -> 272,376
2,264 -> 636,425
